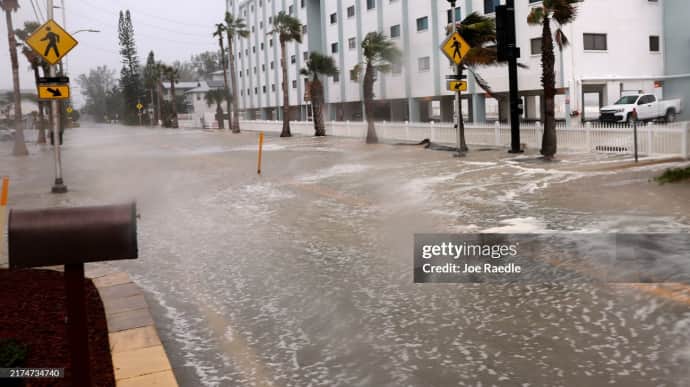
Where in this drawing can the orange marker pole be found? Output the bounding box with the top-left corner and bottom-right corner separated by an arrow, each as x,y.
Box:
1,176 -> 8,261
257,132 -> 264,175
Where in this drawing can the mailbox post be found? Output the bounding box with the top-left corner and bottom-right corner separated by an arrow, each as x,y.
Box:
8,203 -> 139,386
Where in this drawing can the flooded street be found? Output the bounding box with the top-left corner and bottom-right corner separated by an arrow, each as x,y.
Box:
2,125 -> 690,386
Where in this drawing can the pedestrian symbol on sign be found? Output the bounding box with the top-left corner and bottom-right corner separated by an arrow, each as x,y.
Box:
451,37 -> 462,62
41,27 -> 61,58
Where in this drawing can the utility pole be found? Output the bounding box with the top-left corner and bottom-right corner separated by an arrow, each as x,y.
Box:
48,0 -> 67,193
496,0 -> 523,154
446,0 -> 465,157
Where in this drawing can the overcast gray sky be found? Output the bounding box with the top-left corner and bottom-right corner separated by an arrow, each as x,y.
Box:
0,0 -> 226,106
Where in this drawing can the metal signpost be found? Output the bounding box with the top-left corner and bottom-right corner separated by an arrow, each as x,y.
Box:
8,203 -> 139,387
26,5 -> 79,193
496,0 -> 523,153
441,2 -> 471,156
137,102 -> 144,126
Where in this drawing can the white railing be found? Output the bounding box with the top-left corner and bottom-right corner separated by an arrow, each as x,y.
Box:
221,119 -> 690,159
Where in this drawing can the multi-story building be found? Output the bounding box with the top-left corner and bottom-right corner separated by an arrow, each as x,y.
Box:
227,0 -> 687,123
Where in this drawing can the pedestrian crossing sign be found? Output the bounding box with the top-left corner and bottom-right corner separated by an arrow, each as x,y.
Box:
26,19 -> 79,65
441,32 -> 471,65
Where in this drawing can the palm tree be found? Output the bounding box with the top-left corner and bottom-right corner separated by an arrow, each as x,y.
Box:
205,89 -> 226,129
357,32 -> 401,143
155,61 -> 165,126
528,0 -> 578,160
162,64 -> 179,128
300,52 -> 338,136
224,13 -> 250,133
15,21 -> 47,144
269,11 -> 302,137
447,12 -> 499,152
213,23 -> 232,131
2,0 -> 27,155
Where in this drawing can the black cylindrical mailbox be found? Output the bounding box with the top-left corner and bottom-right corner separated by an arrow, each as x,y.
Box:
8,203 -> 138,269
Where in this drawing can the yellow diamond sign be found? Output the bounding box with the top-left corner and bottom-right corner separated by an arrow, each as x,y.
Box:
66,106 -> 73,113
136,103 -> 144,110
441,32 -> 471,65
26,19 -> 78,65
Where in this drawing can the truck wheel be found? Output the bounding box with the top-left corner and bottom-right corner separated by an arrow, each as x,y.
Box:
665,109 -> 676,123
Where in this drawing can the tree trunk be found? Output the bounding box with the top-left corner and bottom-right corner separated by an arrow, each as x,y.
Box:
457,66 -> 468,152
540,15 -> 557,159
227,34 -> 241,133
156,83 -> 162,126
6,10 -> 27,156
219,38 -> 231,131
363,62 -> 377,144
170,79 -> 178,128
216,103 -> 224,129
279,40 -> 291,137
311,78 -> 325,136
34,66 -> 46,144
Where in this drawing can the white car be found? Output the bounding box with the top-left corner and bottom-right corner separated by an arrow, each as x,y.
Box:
599,94 -> 682,124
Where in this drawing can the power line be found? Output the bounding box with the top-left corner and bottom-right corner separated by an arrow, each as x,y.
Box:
112,0 -> 218,29
29,0 -> 44,23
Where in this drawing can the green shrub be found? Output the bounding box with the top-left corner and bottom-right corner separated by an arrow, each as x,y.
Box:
655,166 -> 690,184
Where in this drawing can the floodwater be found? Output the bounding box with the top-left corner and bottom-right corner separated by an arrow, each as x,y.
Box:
2,125 -> 689,386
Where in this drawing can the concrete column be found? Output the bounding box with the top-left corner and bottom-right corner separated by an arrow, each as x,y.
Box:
471,94 -> 486,123
440,97 -> 454,122
408,98 -> 420,122
525,95 -> 538,120
499,97 -> 510,123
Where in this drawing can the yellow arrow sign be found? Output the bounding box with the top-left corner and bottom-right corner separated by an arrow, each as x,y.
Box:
26,19 -> 78,65
136,103 -> 144,110
441,32 -> 471,65
38,84 -> 70,100
447,80 -> 467,92
66,106 -> 73,113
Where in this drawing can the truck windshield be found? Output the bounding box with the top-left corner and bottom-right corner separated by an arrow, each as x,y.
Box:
614,96 -> 639,104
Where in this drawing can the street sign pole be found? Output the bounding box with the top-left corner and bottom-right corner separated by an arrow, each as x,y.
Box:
47,0 -> 67,193
497,0 -> 523,154
449,0 -> 464,157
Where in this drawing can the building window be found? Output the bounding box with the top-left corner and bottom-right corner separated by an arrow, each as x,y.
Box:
333,72 -> 340,82
350,69 -> 358,81
272,84 -> 276,92
262,64 -> 265,72
303,25 -> 307,34
270,61 -> 274,69
583,33 -> 607,50
269,16 -> 272,24
391,62 -> 402,74
262,86 -> 266,93
347,5 -> 355,18
252,26 -> 255,32
301,0 -> 305,8
303,51 -> 309,60
292,80 -> 297,88
260,43 -> 264,50
291,55 -> 296,64
289,5 -> 294,14
330,13 -> 337,24
418,56 -> 430,71
269,39 -> 273,47
254,87 -> 258,94
447,7 -> 461,23
416,17 -> 428,31
649,35 -> 660,52
367,0 -> 375,10
484,0 -> 500,14
260,21 -> 263,29
252,46 -> 256,53
390,24 -> 400,38
348,37 -> 357,50
530,38 -> 542,55
331,42 -> 339,53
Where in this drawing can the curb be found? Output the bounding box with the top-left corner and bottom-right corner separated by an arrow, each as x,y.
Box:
85,263 -> 178,387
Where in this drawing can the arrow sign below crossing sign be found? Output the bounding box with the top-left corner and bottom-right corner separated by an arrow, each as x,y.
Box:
38,84 -> 70,100
447,80 -> 467,92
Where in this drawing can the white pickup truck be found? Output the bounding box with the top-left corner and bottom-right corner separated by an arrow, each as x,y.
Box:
599,94 -> 682,124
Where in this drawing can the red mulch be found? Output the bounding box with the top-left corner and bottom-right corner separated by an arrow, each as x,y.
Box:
0,269 -> 115,387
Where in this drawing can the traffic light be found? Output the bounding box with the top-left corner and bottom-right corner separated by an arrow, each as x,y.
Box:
495,4 -> 517,62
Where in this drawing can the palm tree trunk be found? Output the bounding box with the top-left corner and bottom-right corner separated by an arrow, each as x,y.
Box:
218,38 -> 231,131
216,102 -> 224,129
33,66 -> 46,144
227,35 -> 241,133
156,83 -> 162,126
311,78 -> 325,136
6,10 -> 27,156
279,40 -> 291,137
170,79 -> 178,128
363,62 -> 377,144
541,15 -> 557,159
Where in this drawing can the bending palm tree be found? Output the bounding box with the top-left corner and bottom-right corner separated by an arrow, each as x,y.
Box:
447,12 -> 499,152
358,32 -> 401,144
224,13 -> 250,133
528,0 -> 578,160
269,12 -> 302,137
205,89 -> 226,129
213,23 -> 231,130
16,21 -> 46,144
162,65 -> 179,128
300,52 -> 338,136
1,0 -> 28,155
